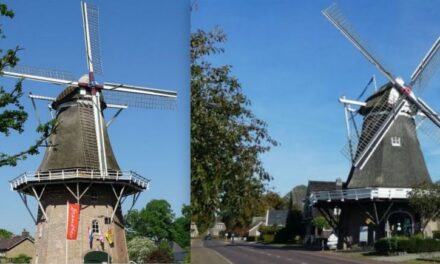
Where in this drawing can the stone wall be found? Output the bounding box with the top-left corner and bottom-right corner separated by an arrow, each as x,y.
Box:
32,183 -> 129,264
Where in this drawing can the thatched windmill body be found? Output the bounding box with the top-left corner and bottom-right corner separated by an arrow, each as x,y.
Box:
6,2 -> 176,263
308,3 -> 440,246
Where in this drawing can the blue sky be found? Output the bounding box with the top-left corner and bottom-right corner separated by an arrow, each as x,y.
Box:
0,1 -> 189,234
192,1 -> 440,196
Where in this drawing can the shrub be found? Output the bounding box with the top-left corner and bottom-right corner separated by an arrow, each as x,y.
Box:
183,251 -> 191,263
375,238 -> 396,254
127,236 -> 157,263
262,234 -> 275,243
246,236 -> 256,242
375,235 -> 440,254
433,231 -> 440,240
144,241 -> 174,263
11,254 -> 31,263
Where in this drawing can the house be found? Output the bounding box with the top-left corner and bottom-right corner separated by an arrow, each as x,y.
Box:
265,210 -> 289,227
0,229 -> 34,263
209,222 -> 226,237
247,210 -> 289,240
248,221 -> 264,238
190,222 -> 199,238
247,217 -> 264,238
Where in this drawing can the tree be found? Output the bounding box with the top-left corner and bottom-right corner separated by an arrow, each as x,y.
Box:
125,199 -> 175,242
0,3 -> 54,167
173,204 -> 190,248
191,27 -> 278,232
408,182 -> 440,233
284,185 -> 307,211
312,216 -> 330,235
127,236 -> 157,263
0,228 -> 13,239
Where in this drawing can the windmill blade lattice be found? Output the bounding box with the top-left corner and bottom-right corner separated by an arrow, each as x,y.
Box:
411,37 -> 440,95
3,65 -> 76,84
82,2 -> 103,75
322,3 -> 396,84
102,89 -> 176,110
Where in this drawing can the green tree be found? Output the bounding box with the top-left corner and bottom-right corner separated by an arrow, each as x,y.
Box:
127,236 -> 157,263
126,199 -> 175,242
0,3 -> 54,167
173,204 -> 190,248
0,228 -> 13,239
191,27 -> 278,232
312,216 -> 330,235
409,182 -> 440,232
284,185 -> 307,211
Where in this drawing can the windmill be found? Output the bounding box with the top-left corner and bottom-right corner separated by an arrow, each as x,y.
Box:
6,2 -> 177,263
306,3 -> 440,246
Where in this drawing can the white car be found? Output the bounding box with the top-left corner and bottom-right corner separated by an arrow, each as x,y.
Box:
327,234 -> 338,250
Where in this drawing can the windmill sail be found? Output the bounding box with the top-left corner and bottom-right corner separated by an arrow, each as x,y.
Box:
324,3 -> 440,169
322,3 -> 396,84
81,2 -> 103,75
411,37 -> 440,94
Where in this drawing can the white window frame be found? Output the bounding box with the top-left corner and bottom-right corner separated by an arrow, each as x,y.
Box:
92,219 -> 99,234
391,136 -> 401,147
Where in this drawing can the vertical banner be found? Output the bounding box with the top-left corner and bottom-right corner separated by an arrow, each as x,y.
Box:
66,202 -> 80,240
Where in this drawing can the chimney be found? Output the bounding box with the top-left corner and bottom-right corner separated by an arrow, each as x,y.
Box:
336,177 -> 343,187
22,229 -> 29,237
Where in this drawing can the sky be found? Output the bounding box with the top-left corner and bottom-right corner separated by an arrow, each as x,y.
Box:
191,0 -> 440,196
0,1 -> 190,234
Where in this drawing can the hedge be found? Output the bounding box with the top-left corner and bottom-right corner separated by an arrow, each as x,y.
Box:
375,235 -> 440,254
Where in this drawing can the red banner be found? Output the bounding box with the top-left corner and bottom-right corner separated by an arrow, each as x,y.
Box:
66,202 -> 80,240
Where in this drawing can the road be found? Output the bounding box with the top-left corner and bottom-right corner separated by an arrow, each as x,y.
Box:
201,239 -> 387,264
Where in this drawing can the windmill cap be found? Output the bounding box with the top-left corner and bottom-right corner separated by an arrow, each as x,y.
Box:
51,85 -> 107,110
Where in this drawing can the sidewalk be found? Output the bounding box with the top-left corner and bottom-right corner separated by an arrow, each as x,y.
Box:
191,239 -> 232,264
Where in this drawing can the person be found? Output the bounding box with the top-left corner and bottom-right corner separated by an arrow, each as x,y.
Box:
231,233 -> 235,244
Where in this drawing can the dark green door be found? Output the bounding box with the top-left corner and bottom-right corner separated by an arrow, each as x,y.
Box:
84,251 -> 111,264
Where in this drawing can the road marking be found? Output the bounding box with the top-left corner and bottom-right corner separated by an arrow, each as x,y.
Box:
210,249 -> 234,264
200,240 -> 234,264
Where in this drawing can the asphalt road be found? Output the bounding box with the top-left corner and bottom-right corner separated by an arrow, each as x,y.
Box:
203,239 -> 387,264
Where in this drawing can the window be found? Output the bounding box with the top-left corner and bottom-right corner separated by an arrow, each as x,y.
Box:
391,136 -> 401,147
105,217 -> 111,225
92,220 -> 99,233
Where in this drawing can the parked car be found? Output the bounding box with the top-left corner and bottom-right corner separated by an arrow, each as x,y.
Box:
204,234 -> 212,240
327,233 -> 338,250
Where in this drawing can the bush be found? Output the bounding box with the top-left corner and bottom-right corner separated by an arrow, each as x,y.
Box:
375,235 -> 440,255
246,236 -> 256,242
375,238 -> 396,254
144,241 -> 174,263
127,236 -> 157,263
262,234 -> 275,243
183,251 -> 191,263
11,254 -> 31,263
433,231 -> 440,239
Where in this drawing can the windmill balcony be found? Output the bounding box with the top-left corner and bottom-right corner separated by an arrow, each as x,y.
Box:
9,169 -> 150,191
309,187 -> 412,204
